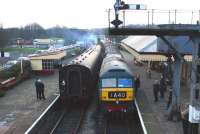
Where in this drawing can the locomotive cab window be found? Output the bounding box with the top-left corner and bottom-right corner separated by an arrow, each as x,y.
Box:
102,78 -> 116,87
118,78 -> 133,88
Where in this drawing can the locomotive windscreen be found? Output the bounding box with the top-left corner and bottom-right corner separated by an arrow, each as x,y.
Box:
118,78 -> 133,88
102,78 -> 116,88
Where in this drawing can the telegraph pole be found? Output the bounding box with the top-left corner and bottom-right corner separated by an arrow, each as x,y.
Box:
20,54 -> 23,74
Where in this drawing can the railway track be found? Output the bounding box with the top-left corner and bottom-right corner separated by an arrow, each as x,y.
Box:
96,102 -> 145,134
25,96 -> 146,134
25,96 -> 89,134
49,103 -> 86,134
104,119 -> 131,134
102,112 -> 144,134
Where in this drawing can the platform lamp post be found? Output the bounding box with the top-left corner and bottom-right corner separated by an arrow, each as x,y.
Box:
20,54 -> 23,74
21,59 -> 23,74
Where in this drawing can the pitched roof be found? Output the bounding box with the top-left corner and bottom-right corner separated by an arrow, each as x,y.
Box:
121,36 -> 192,61
121,36 -> 158,53
29,50 -> 66,60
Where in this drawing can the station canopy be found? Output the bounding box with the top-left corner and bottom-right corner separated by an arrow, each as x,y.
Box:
121,35 -> 193,62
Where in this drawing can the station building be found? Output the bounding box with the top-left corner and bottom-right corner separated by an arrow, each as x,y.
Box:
29,50 -> 66,75
33,38 -> 65,49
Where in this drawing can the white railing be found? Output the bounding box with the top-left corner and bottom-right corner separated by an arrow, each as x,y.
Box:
108,9 -> 200,28
135,100 -> 148,134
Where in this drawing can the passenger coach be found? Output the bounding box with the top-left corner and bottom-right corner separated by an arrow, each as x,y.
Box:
59,44 -> 103,102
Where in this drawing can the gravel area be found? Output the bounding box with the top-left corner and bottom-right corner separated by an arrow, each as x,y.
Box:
0,71 -> 59,134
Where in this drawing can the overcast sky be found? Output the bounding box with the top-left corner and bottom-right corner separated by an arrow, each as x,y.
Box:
0,0 -> 200,29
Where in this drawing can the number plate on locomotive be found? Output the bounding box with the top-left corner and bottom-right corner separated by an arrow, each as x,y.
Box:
108,91 -> 126,98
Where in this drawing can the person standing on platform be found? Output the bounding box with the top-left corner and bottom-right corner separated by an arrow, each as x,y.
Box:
135,74 -> 140,96
146,69 -> 151,79
167,87 -> 172,109
34,78 -> 40,100
163,62 -> 168,81
159,75 -> 166,99
38,79 -> 45,100
153,80 -> 159,102
196,82 -> 200,100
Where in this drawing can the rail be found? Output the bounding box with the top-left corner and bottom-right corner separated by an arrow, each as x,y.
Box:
73,105 -> 86,134
49,109 -> 66,134
49,103 -> 87,134
135,100 -> 147,134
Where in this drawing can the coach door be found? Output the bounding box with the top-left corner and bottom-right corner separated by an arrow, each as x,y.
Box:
68,69 -> 81,96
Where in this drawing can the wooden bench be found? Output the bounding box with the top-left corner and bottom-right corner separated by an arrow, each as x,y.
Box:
0,77 -> 16,90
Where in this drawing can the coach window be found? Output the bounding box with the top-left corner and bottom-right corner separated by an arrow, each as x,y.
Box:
102,78 -> 116,88
118,78 -> 133,88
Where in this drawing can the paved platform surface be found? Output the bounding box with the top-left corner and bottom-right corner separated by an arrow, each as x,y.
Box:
122,51 -> 199,134
0,56 -> 76,134
0,72 -> 59,134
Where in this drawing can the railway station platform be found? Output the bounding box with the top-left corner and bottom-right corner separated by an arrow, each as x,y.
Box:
0,72 -> 59,134
122,51 -> 192,134
0,56 -> 76,134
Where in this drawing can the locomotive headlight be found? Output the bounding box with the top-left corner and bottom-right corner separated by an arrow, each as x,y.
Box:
116,101 -> 119,104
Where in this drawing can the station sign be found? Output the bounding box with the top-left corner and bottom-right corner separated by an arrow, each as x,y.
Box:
189,105 -> 200,123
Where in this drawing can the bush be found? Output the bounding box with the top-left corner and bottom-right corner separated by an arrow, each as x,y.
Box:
0,60 -> 31,79
0,64 -> 20,79
0,90 -> 5,97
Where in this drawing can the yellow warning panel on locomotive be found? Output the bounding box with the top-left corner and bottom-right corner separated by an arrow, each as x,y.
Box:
101,88 -> 135,101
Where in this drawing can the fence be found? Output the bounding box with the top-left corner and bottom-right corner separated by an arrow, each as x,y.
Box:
108,9 -> 200,28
